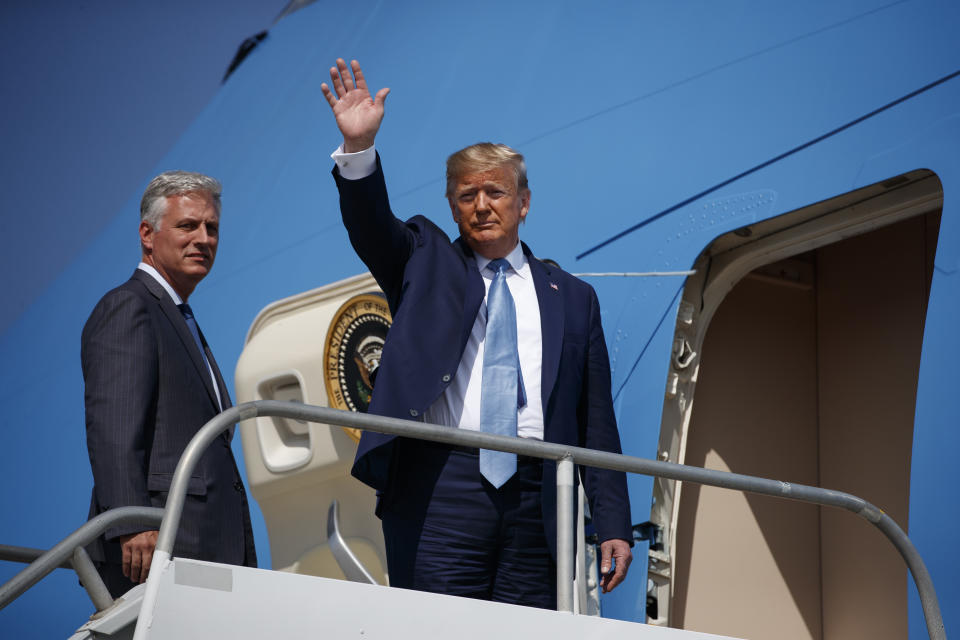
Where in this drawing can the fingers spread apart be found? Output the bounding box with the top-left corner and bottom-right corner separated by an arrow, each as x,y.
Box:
323,58 -> 358,103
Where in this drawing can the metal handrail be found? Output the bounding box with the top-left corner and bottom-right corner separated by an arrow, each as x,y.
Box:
0,544 -> 113,611
131,400 -> 945,640
71,545 -> 115,612
0,506 -> 164,612
0,544 -> 74,569
326,500 -> 378,585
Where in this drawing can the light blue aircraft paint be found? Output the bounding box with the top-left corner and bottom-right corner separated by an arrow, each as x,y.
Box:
2,1 -> 957,637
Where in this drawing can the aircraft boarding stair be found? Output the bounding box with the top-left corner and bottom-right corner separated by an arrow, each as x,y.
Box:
0,401 -> 945,640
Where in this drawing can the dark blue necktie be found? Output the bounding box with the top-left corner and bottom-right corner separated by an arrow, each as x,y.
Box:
178,304 -> 207,361
178,303 -> 221,411
479,258 -> 526,488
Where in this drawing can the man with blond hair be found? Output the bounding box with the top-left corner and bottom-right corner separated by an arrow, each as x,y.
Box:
322,59 -> 631,608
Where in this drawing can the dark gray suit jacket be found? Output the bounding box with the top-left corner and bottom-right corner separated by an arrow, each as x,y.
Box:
82,269 -> 256,570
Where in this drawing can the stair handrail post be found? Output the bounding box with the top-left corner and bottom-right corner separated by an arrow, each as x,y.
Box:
128,400 -> 945,640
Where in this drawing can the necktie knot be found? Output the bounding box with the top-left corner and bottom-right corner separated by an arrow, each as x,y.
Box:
487,258 -> 510,276
178,302 -> 203,346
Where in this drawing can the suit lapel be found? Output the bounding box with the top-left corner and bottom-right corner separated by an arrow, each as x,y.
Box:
453,241 -> 564,414
526,249 -> 564,414
200,326 -> 234,439
205,342 -> 232,411
132,270 -> 222,412
454,238 -> 485,350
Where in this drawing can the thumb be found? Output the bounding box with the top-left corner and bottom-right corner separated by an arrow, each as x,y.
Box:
600,543 -> 613,574
375,87 -> 391,108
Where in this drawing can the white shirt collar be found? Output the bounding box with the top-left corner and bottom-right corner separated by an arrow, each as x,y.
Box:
474,242 -> 527,279
137,262 -> 184,305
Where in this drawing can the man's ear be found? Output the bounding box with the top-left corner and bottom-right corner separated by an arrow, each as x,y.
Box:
449,198 -> 460,223
139,220 -> 154,253
520,189 -> 531,222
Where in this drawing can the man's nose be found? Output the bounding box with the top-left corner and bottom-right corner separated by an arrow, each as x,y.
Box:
475,191 -> 489,211
194,224 -> 211,245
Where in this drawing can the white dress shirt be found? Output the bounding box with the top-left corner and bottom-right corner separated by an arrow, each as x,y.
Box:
424,244 -> 544,439
137,262 -> 223,411
332,145 -> 546,440
332,144 -> 378,179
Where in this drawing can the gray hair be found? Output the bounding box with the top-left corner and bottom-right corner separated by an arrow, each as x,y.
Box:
140,170 -> 222,230
445,143 -> 528,198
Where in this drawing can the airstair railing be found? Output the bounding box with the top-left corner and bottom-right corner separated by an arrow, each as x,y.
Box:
0,400 -> 940,637
0,544 -> 74,568
0,506 -> 164,612
0,544 -> 113,611
130,400 -> 945,640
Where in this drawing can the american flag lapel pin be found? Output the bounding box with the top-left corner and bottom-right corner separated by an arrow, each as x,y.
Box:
550,282 -> 559,291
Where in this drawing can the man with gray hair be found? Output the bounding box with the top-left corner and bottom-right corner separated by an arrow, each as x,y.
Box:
82,171 -> 256,598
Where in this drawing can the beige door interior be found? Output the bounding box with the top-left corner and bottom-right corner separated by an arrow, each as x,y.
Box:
671,210 -> 940,639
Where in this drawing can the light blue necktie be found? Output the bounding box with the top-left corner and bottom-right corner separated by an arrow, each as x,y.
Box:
479,258 -> 526,488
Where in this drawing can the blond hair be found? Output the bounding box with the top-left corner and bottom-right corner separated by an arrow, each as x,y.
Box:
445,143 -> 528,198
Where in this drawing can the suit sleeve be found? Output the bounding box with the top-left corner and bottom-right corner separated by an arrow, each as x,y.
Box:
81,289 -> 158,541
580,287 -> 634,545
333,154 -> 415,307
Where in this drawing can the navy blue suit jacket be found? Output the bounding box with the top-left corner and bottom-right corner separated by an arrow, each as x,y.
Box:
335,157 -> 632,554
82,269 -> 256,568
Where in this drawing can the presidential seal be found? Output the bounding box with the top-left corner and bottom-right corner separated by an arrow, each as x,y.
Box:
323,293 -> 392,442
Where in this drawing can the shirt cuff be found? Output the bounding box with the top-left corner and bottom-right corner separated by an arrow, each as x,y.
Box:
331,144 -> 377,180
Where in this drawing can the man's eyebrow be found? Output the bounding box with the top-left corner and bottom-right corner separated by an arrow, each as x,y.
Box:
455,179 -> 509,193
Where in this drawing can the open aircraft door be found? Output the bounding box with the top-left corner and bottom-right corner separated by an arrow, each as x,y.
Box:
235,273 -> 391,584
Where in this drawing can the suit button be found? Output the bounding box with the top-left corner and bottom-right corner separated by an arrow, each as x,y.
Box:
409,409 -> 419,417
234,481 -> 243,492
441,374 -> 451,383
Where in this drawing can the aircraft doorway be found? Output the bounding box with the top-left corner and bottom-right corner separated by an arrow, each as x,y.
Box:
652,171 -> 942,640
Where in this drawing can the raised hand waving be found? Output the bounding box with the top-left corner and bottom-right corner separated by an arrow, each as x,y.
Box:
321,58 -> 390,153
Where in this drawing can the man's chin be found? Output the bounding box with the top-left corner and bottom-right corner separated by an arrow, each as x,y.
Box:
182,265 -> 212,282
466,234 -> 516,259
467,231 -> 498,246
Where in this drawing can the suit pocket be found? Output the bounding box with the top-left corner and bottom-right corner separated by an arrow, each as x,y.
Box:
148,472 -> 207,496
